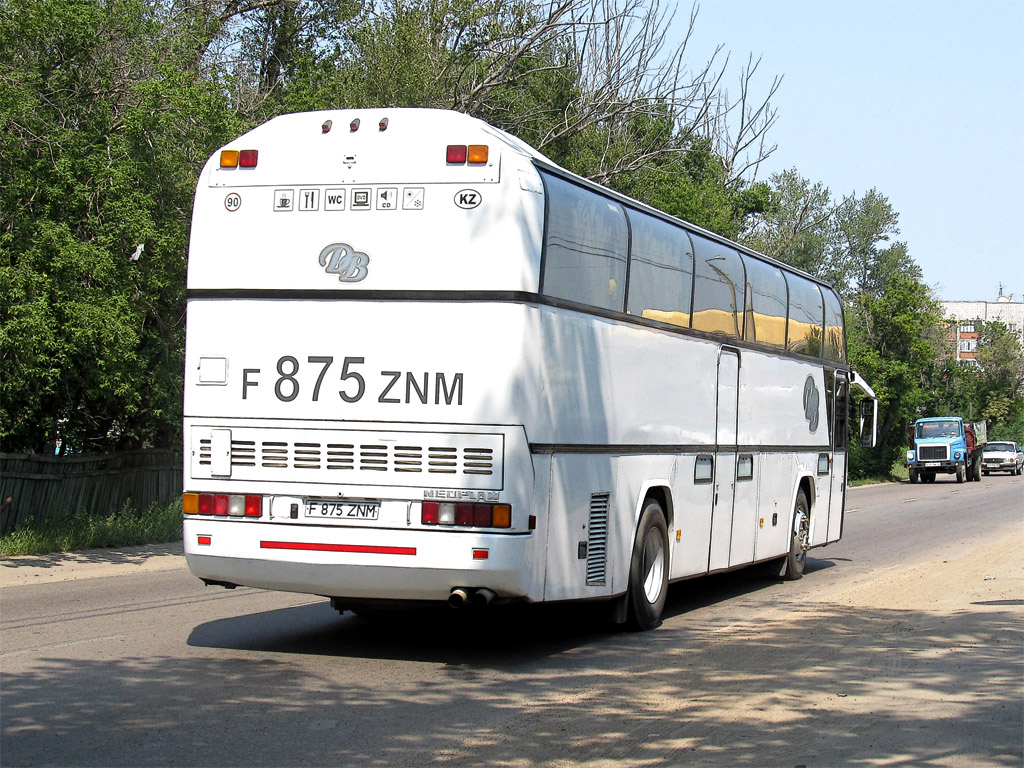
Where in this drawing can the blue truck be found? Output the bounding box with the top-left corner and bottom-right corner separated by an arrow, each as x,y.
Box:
906,416 -> 987,484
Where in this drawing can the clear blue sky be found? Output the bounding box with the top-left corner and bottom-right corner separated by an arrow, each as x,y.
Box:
679,0 -> 1024,302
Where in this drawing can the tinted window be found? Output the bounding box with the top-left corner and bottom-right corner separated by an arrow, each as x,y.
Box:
625,211 -> 693,327
742,255 -> 787,348
787,276 -> 824,355
541,173 -> 627,311
691,236 -> 745,338
822,287 -> 846,361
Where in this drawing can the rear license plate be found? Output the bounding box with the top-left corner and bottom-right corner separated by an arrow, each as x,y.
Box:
304,500 -> 380,520
924,462 -> 940,467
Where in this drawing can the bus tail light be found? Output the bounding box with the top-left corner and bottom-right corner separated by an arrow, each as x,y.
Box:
219,150 -> 239,168
238,149 -> 258,168
421,501 -> 511,529
183,493 -> 263,519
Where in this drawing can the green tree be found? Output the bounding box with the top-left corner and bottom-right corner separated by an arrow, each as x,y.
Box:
846,261 -> 945,477
1,0 -> 240,452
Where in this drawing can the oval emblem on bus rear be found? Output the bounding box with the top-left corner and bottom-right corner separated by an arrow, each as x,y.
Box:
454,189 -> 481,209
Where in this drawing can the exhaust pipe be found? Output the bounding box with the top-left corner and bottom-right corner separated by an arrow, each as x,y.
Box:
470,588 -> 496,607
448,587 -> 471,609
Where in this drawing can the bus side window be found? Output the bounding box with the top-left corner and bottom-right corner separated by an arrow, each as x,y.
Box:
786,276 -> 824,355
741,255 -> 787,348
541,173 -> 628,312
625,210 -> 694,327
690,236 -> 745,338
821,287 -> 846,361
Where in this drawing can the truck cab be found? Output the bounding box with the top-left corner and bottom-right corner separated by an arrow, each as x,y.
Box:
906,416 -> 986,483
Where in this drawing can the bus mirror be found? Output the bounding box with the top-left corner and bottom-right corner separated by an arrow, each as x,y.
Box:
859,399 -> 878,448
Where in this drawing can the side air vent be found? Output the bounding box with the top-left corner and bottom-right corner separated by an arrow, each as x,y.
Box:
198,438 -> 212,466
586,492 -> 610,586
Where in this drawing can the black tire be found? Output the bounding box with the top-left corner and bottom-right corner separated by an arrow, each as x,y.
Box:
909,468 -> 918,484
973,458 -> 982,481
965,457 -> 973,482
955,463 -> 965,483
783,489 -> 810,581
626,499 -> 669,631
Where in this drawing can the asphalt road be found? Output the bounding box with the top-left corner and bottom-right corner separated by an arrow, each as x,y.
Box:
2,477 -> 1021,767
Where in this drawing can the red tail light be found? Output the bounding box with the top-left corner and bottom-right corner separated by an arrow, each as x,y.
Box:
238,149 -> 258,168
446,145 -> 468,164
472,504 -> 491,527
422,501 -> 511,529
245,496 -> 261,517
198,494 -> 213,515
422,501 -> 439,525
213,495 -> 229,516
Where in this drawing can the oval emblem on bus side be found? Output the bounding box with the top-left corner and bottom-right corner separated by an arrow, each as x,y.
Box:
454,189 -> 481,209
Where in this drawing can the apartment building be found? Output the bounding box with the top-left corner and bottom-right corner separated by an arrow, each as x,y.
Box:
941,291 -> 1024,363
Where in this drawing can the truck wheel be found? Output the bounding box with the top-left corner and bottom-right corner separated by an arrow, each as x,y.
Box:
626,499 -> 669,631
965,457 -> 974,482
955,463 -> 965,483
973,458 -> 982,481
909,468 -> 918,484
783,490 -> 810,581
924,472 -> 936,483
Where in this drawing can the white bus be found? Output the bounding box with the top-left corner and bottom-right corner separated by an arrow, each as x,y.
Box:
182,108 -> 877,629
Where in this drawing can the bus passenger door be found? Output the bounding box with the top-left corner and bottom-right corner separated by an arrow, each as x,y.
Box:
827,372 -> 850,541
708,348 -> 739,572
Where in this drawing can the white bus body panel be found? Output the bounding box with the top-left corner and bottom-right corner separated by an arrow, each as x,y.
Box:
184,108 -> 847,606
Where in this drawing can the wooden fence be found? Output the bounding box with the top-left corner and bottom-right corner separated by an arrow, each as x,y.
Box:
0,450 -> 182,535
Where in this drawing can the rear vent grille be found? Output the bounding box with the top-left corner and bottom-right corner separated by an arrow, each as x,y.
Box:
919,445 -> 948,461
586,492 -> 610,586
193,426 -> 503,489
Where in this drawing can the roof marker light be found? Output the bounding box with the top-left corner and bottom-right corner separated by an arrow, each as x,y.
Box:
468,145 -> 489,164
379,117 -> 389,131
322,119 -> 332,133
350,118 -> 360,132
447,145 -> 467,164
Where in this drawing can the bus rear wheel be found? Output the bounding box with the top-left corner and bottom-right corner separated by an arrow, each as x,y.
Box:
783,490 -> 810,581
626,499 -> 669,631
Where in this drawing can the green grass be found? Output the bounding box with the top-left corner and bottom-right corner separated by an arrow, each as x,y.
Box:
0,499 -> 183,557
849,459 -> 908,487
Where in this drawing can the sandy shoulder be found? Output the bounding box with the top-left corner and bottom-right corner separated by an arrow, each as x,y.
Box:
0,541 -> 186,587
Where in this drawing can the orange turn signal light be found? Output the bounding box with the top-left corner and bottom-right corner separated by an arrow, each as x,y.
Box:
220,150 -> 239,168
467,145 -> 488,164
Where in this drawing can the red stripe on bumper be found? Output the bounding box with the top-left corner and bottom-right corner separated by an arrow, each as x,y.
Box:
261,540 -> 416,556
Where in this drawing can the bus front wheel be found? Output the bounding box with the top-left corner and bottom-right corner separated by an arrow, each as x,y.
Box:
626,499 -> 669,631
783,490 -> 810,581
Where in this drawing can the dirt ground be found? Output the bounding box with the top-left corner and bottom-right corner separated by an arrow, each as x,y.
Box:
2,528 -> 1022,767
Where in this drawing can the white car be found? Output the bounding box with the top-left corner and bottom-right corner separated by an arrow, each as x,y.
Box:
981,441 -> 1024,475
